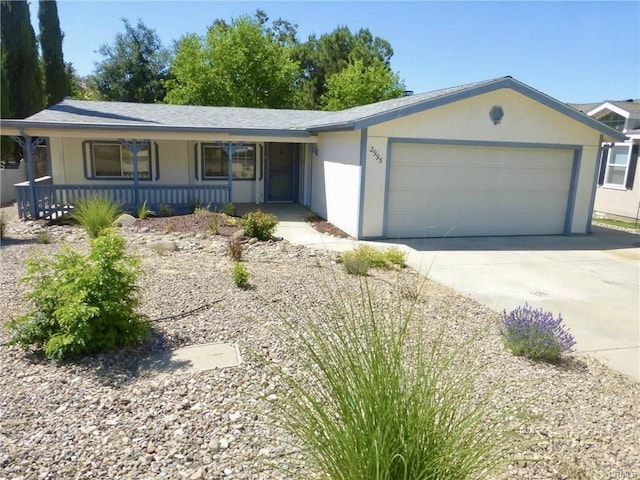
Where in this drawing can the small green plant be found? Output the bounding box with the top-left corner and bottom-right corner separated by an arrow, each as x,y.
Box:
70,195 -> 122,238
0,211 -> 6,240
304,212 -> 321,222
189,198 -> 200,213
501,304 -> 576,362
157,204 -> 174,217
232,261 -> 249,288
223,214 -> 239,227
227,237 -> 243,261
7,229 -> 149,360
36,231 -> 51,244
137,201 -> 154,219
341,248 -> 371,276
210,215 -> 219,235
274,278 -> 520,479
222,202 -> 236,217
241,210 -> 278,241
194,204 -> 213,217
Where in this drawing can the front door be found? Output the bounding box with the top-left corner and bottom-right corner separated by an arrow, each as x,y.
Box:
266,143 -> 295,202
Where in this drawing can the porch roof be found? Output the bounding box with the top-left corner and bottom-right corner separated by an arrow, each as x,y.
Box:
0,76 -> 626,142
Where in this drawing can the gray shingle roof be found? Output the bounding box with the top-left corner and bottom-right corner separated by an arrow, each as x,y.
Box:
2,76 -> 624,141
569,100 -> 640,115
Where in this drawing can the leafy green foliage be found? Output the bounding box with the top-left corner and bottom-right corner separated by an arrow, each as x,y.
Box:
38,0 -> 71,107
241,210 -> 278,241
341,249 -> 371,276
137,201 -> 154,220
194,205 -> 213,217
210,215 -> 219,235
36,231 -> 51,244
232,261 -> 250,289
0,211 -> 6,240
321,59 -> 404,110
222,203 -> 236,217
275,278 -> 519,479
70,196 -> 122,238
94,19 -> 170,102
157,204 -> 174,217
0,0 -> 43,118
165,13 -> 301,108
7,230 -> 149,360
341,245 -> 406,275
293,26 -> 394,109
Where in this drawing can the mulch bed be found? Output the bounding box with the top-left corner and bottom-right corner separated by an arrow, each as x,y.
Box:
135,213 -> 242,237
307,219 -> 351,238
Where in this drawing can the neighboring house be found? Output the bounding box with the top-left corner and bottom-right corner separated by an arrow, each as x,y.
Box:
0,76 -> 624,239
571,100 -> 639,222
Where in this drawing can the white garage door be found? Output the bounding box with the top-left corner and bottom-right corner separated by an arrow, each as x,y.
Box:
386,143 -> 574,238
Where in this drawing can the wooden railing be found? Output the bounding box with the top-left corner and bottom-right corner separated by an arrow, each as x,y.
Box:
14,179 -> 231,220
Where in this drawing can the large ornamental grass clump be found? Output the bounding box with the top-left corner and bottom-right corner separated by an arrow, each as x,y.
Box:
501,304 -> 576,362
274,278 -> 520,480
7,229 -> 149,360
71,195 -> 122,238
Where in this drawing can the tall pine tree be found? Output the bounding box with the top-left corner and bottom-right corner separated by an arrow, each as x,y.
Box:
39,0 -> 70,106
0,0 -> 43,118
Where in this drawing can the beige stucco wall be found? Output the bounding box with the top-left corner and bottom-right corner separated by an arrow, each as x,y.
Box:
311,130 -> 361,237
361,89 -> 604,237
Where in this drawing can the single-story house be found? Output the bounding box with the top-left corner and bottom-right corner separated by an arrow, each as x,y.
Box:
0,76 -> 625,239
571,100 -> 639,222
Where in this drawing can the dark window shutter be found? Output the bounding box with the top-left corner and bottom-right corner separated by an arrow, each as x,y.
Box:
625,144 -> 638,190
597,145 -> 610,186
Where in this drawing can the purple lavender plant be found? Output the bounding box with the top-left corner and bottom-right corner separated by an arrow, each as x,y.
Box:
501,305 -> 576,362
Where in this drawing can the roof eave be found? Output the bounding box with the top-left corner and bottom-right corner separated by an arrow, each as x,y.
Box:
0,119 -> 312,138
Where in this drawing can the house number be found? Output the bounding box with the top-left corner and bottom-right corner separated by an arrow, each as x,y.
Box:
369,146 -> 383,164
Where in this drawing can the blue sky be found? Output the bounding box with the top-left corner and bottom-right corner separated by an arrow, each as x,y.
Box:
30,1 -> 639,103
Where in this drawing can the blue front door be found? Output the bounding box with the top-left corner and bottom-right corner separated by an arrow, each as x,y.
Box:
266,143 -> 296,202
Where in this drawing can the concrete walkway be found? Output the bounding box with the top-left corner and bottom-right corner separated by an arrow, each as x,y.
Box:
260,204 -> 640,382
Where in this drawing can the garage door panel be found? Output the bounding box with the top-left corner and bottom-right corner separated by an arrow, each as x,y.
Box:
386,143 -> 572,238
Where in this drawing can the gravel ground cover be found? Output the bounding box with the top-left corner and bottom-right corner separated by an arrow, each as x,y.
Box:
0,206 -> 638,480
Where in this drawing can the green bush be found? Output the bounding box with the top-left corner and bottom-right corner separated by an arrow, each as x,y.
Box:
233,261 -> 249,288
241,210 -> 278,241
274,279 -> 519,479
36,231 -> 51,244
157,204 -> 174,217
194,204 -> 213,217
210,215 -> 219,235
341,249 -> 371,276
137,201 -> 154,219
222,202 -> 236,217
7,229 -> 149,360
0,211 -> 6,240
71,195 -> 122,238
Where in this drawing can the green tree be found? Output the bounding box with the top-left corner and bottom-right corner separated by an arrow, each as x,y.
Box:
38,0 -> 70,106
165,13 -> 301,108
294,26 -> 394,109
0,0 -> 43,118
321,59 -> 404,111
94,18 -> 170,102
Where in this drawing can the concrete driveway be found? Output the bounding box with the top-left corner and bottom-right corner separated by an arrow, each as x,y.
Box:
390,227 -> 640,381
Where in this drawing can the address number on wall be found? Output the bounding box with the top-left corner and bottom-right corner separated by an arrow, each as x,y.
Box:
369,146 -> 383,164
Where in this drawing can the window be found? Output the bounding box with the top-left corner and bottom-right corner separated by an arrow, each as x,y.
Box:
91,142 -> 151,179
202,143 -> 256,179
603,144 -> 633,188
597,111 -> 626,132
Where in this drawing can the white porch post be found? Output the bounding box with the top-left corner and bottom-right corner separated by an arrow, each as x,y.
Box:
13,130 -> 46,220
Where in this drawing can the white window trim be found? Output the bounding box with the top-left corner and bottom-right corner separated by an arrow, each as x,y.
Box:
603,143 -> 632,190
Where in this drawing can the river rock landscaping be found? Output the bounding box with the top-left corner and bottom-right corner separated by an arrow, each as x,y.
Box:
0,205 -> 638,480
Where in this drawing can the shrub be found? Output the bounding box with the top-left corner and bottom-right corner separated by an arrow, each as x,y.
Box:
0,211 -> 6,240
227,237 -> 243,261
137,201 -> 154,219
70,195 -> 122,238
36,231 -> 51,244
341,249 -> 371,276
222,202 -> 236,217
274,278 -> 519,479
232,261 -> 249,288
501,305 -> 576,362
194,204 -> 213,217
210,215 -> 219,235
241,210 -> 278,241
157,204 -> 174,217
7,230 -> 149,360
